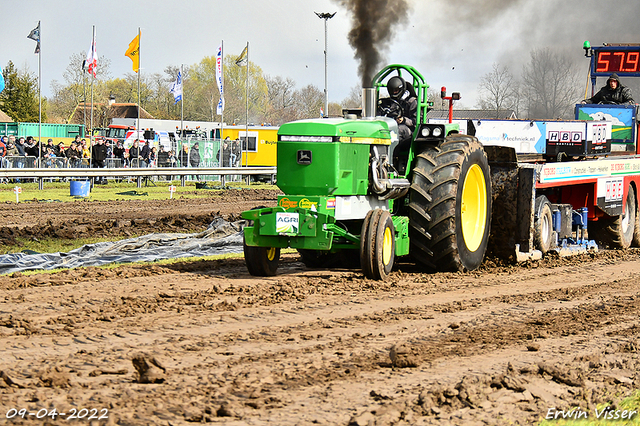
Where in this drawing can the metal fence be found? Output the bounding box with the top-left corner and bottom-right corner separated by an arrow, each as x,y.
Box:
0,165 -> 276,189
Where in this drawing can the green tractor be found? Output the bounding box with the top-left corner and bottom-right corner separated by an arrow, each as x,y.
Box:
242,65 -> 492,280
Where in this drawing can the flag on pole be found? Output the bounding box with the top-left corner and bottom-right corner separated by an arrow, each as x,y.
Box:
216,43 -> 224,115
86,32 -> 97,78
169,71 -> 182,104
235,45 -> 248,67
27,22 -> 40,54
0,66 -> 4,93
125,33 -> 140,72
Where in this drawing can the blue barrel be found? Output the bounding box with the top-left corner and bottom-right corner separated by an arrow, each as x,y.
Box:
70,180 -> 91,197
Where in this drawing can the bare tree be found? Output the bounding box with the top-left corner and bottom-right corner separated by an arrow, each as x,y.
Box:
341,85 -> 362,109
521,48 -> 582,119
294,84 -> 324,120
264,75 -> 297,125
476,63 -> 519,118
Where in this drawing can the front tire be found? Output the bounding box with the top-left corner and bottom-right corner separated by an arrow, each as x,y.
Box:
360,209 -> 395,280
244,238 -> 280,276
408,134 -> 491,272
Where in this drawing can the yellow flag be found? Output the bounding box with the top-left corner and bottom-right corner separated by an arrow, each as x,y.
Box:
125,33 -> 140,72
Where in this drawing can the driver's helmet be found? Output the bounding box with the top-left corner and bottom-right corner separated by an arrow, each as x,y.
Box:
387,76 -> 406,100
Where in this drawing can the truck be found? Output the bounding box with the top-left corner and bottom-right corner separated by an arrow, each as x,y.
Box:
241,42 -> 640,280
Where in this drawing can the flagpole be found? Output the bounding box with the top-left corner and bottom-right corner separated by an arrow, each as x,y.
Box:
90,25 -> 95,148
38,21 -> 42,168
220,41 -> 224,151
244,42 -> 249,168
180,64 -> 184,140
137,27 -> 141,133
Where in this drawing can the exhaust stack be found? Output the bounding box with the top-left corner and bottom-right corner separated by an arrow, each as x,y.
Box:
362,88 -> 376,118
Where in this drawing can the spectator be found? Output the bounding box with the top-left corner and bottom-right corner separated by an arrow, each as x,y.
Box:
81,139 -> 91,163
217,138 -> 231,167
140,140 -> 151,167
55,142 -> 65,158
189,142 -> 201,181
0,136 -> 9,160
178,144 -> 189,168
24,137 -> 39,158
167,150 -> 177,167
129,140 -> 142,167
44,147 -> 56,168
157,145 -> 169,167
92,139 -> 108,184
113,140 -> 126,165
167,150 -> 177,181
105,141 -> 113,160
5,138 -> 19,157
44,139 -> 55,157
66,142 -> 82,168
149,146 -> 157,167
232,138 -> 241,167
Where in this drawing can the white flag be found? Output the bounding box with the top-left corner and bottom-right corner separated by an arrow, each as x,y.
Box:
169,71 -> 182,104
216,43 -> 224,115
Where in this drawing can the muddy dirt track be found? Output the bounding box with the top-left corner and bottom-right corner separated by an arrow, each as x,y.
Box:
1,189 -> 640,425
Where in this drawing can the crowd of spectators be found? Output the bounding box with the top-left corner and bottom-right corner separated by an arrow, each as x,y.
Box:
0,136 -> 244,183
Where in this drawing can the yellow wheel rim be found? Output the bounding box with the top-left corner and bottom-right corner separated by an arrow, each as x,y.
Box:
382,225 -> 393,266
266,247 -> 277,261
461,164 -> 487,252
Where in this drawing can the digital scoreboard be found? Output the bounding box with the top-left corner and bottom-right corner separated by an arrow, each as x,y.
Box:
592,45 -> 640,77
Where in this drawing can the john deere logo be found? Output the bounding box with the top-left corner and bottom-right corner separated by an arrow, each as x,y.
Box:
297,150 -> 312,165
276,212 -> 299,234
279,198 -> 298,209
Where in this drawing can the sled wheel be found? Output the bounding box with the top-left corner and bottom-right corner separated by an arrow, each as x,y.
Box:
360,209 -> 395,280
534,196 -> 553,254
408,134 -> 492,272
591,184 -> 636,249
633,185 -> 640,247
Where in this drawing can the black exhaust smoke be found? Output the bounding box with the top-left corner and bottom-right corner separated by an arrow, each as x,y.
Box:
333,0 -> 410,87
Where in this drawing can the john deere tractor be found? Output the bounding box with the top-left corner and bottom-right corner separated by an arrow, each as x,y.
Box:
242,65 -> 492,280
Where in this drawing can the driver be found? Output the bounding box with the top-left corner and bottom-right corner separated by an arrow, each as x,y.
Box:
583,73 -> 635,104
384,76 -> 417,146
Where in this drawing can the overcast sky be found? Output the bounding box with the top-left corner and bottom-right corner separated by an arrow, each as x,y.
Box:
1,0 -> 638,109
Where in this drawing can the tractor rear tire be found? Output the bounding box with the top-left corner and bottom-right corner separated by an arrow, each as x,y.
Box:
360,209 -> 395,280
534,196 -> 554,254
591,184 -> 636,249
408,134 -> 491,272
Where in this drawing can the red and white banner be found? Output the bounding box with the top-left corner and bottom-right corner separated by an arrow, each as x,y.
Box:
216,43 -> 224,115
86,32 -> 97,77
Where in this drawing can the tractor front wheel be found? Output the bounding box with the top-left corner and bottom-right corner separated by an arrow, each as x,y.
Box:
408,134 -> 492,272
360,209 -> 395,280
243,234 -> 280,277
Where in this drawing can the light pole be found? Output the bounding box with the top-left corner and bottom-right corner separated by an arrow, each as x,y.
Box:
315,12 -> 336,118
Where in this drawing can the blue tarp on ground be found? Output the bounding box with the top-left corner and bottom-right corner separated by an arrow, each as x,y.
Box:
0,218 -> 244,274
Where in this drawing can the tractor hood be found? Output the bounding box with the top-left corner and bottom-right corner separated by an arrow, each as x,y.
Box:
278,117 -> 398,144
